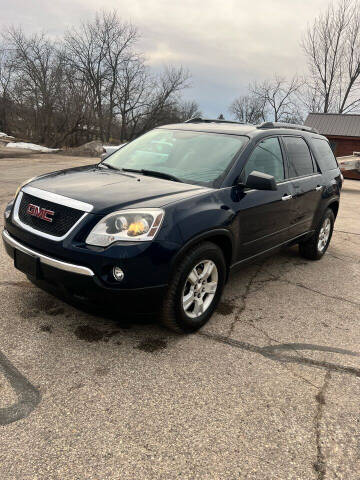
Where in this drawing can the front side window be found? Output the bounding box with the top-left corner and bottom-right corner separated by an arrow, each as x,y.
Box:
283,136 -> 314,178
103,129 -> 247,187
243,137 -> 285,183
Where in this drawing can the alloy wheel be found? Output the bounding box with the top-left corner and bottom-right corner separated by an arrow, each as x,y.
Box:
318,217 -> 331,252
182,260 -> 218,318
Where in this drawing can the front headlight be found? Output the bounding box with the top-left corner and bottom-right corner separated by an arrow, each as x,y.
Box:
85,209 -> 165,246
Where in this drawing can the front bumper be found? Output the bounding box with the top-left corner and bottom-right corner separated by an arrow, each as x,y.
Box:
2,229 -> 167,313
3,229 -> 94,276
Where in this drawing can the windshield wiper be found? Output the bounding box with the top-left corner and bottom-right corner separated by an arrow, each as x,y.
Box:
121,168 -> 182,183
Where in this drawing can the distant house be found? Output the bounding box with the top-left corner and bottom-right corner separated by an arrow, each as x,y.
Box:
304,113 -> 360,157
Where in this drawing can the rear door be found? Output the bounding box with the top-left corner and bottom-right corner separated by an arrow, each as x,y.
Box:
233,136 -> 295,260
281,135 -> 323,237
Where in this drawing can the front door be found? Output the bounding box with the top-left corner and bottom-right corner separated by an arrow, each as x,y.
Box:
230,136 -> 294,261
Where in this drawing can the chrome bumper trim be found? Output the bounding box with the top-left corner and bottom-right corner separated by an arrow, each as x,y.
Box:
2,230 -> 94,277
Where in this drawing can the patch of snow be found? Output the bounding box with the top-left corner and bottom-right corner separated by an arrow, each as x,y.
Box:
6,142 -> 59,153
0,132 -> 14,139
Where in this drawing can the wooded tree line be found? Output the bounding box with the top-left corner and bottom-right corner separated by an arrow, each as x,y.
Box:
2,1 -> 360,148
230,0 -> 360,124
0,11 -> 200,147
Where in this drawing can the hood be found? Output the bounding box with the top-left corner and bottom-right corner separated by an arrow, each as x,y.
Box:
28,165 -> 210,214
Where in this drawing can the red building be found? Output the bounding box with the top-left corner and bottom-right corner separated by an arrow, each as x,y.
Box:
304,113 -> 360,157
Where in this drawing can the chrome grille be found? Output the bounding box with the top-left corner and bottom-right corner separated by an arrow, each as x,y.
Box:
17,192 -> 85,237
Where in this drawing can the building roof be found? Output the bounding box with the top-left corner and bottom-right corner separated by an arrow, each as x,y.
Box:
305,113 -> 360,138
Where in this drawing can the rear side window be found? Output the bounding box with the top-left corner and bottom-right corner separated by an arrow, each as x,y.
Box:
283,137 -> 314,178
312,138 -> 338,170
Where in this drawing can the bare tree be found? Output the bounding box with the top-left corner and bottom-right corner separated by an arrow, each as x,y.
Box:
64,11 -> 137,141
302,0 -> 360,113
2,27 -> 65,143
128,66 -> 190,138
114,53 -> 150,142
229,94 -> 265,124
51,56 -> 95,146
0,11 -> 194,147
250,76 -> 303,123
178,100 -> 202,121
0,46 -> 15,133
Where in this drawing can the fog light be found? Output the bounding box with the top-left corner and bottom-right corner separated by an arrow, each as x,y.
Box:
113,266 -> 124,281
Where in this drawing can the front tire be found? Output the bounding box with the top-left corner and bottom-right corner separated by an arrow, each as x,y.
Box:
161,242 -> 226,333
299,208 -> 335,260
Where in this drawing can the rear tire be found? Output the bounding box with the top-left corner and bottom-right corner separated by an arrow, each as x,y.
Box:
299,208 -> 335,260
161,242 -> 226,333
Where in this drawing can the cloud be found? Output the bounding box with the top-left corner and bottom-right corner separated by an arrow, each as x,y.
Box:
0,0 -> 332,116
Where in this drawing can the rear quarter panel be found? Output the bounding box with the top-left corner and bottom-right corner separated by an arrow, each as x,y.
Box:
311,169 -> 342,230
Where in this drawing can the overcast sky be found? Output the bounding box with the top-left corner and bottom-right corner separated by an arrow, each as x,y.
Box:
0,0 -> 334,117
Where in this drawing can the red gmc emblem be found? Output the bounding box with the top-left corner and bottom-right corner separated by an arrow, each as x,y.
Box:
26,204 -> 54,223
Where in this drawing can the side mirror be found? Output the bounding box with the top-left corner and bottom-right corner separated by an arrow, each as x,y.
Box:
245,170 -> 277,191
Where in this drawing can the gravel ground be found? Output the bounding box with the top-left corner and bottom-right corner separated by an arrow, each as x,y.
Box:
0,152 -> 360,480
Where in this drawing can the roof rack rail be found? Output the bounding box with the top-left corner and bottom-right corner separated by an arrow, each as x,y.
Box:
184,117 -> 244,125
257,121 -> 319,134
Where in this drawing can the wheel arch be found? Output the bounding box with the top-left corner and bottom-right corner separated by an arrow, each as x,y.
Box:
313,198 -> 339,231
170,229 -> 234,281
327,200 -> 339,219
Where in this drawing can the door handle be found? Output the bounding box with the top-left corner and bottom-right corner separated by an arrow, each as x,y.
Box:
282,194 -> 293,201
315,186 -> 323,191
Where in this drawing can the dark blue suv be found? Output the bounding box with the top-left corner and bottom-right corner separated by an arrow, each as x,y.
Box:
3,119 -> 342,332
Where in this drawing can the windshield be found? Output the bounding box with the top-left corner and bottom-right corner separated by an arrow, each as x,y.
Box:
103,129 -> 248,187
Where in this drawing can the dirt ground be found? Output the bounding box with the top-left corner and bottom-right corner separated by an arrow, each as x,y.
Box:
1,151 -> 360,479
